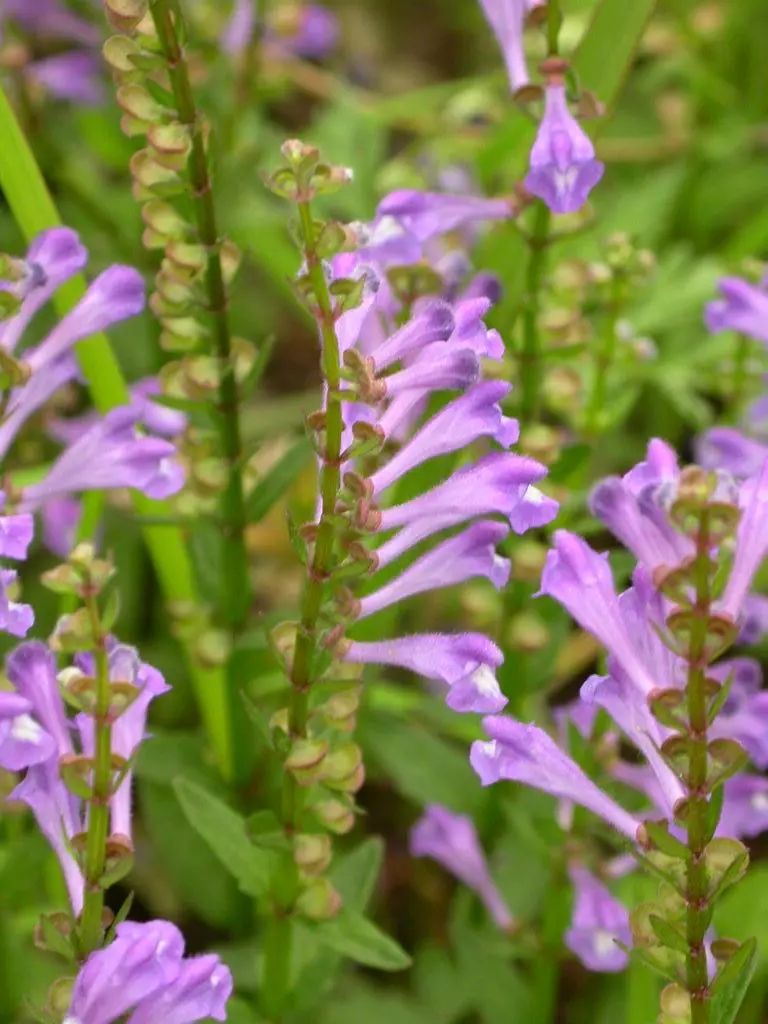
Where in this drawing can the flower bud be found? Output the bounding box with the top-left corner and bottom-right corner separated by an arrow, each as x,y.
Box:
313,798 -> 356,835
59,754 -> 94,800
296,877 -> 342,921
46,977 -> 75,1018
285,738 -> 329,785
294,833 -> 332,875
104,0 -> 148,33
148,122 -> 192,170
100,834 -> 135,887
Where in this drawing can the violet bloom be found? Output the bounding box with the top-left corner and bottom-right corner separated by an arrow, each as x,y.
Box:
275,3 -> 339,60
3,0 -> 100,46
29,52 -> 104,106
477,0 -> 539,93
705,277 -> 768,344
0,692 -> 55,771
375,452 -> 555,565
65,919 -> 232,1024
738,594 -> 768,645
0,569 -> 34,638
382,344 -> 480,399
76,645 -> 170,838
695,427 -> 768,479
343,633 -> 506,714
371,301 -> 454,371
718,776 -> 768,839
41,496 -> 82,559
375,190 -> 512,251
539,531 -> 658,695
411,804 -> 514,929
220,0 -> 256,55
471,716 -> 642,841
358,521 -> 510,619
565,867 -> 630,973
721,459 -> 768,620
371,381 -> 519,494
709,659 -> 768,769
525,83 -> 604,214
18,406 -> 185,510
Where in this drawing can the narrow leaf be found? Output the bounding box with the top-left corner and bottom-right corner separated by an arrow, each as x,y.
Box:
314,910 -> 411,971
710,938 -> 758,1024
173,777 -> 273,898
573,0 -> 659,112
247,438 -> 313,522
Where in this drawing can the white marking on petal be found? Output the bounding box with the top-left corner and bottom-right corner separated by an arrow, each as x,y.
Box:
470,665 -> 499,697
524,486 -> 544,505
593,929 -> 616,958
11,713 -> 43,744
751,792 -> 768,812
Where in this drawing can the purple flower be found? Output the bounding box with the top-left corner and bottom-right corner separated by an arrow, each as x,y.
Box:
0,507 -> 33,560
375,452 -> 554,566
721,459 -> 768,619
705,277 -> 768,343
0,692 -> 55,771
0,570 -> 34,637
371,301 -> 455,371
449,296 -> 505,359
471,716 -> 642,841
382,344 -> 479,399
76,645 -> 170,838
695,427 -> 768,479
220,0 -> 256,55
275,3 -> 339,60
719,776 -> 768,839
41,496 -> 82,559
65,919 -> 231,1024
19,406 -> 185,510
3,0 -> 100,45
376,190 -> 512,249
371,382 -> 519,494
13,763 -> 85,912
6,642 -> 71,755
539,532 -> 658,695
29,52 -> 104,106
343,633 -> 506,714
581,673 -> 684,814
477,0 -> 538,93
358,521 -> 510,619
411,804 -> 514,929
525,83 -> 604,214
709,659 -> 768,769
738,594 -> 768,645
565,866 -> 630,973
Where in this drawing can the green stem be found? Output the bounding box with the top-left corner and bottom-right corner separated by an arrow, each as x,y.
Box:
519,202 -> 552,423
261,199 -> 344,1019
547,0 -> 562,56
149,0 -> 251,632
685,513 -> 713,1024
78,600 -> 112,956
732,333 -> 749,412
0,82 -> 232,779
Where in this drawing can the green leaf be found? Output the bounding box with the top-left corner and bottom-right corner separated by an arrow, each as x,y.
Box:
711,938 -> 758,1024
331,837 -> 384,911
313,910 -> 411,971
573,0 -> 658,112
246,438 -> 313,522
173,777 -> 273,898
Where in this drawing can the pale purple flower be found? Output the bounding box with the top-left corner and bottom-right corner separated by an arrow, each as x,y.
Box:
12,763 -> 85,912
0,692 -> 55,771
3,0 -> 100,45
0,503 -> 33,560
525,83 -> 605,214
738,594 -> 768,645
376,190 -> 512,248
411,804 -> 514,928
705,277 -> 768,343
371,301 -> 454,371
539,532 -> 658,695
721,459 -> 768,619
6,642 -> 71,756
276,3 -> 339,60
471,716 -> 642,841
371,381 -> 519,494
49,377 -> 186,446
581,673 -> 684,814
709,659 -> 768,769
477,0 -> 538,93
76,645 -> 170,838
41,496 -> 82,558
29,52 -> 104,106
358,521 -> 510,619
565,866 -> 630,973
19,406 -> 185,510
382,344 -> 479,399
0,569 -> 34,637
375,452 -> 554,566
449,296 -> 504,359
221,0 -> 256,55
695,427 -> 768,479
343,633 -> 506,714
66,919 -> 231,1024
718,776 -> 768,839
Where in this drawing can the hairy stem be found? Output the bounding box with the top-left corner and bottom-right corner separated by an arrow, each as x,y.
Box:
685,513 -> 713,1024
519,201 -> 552,423
261,199 -> 344,1017
78,600 -> 112,956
